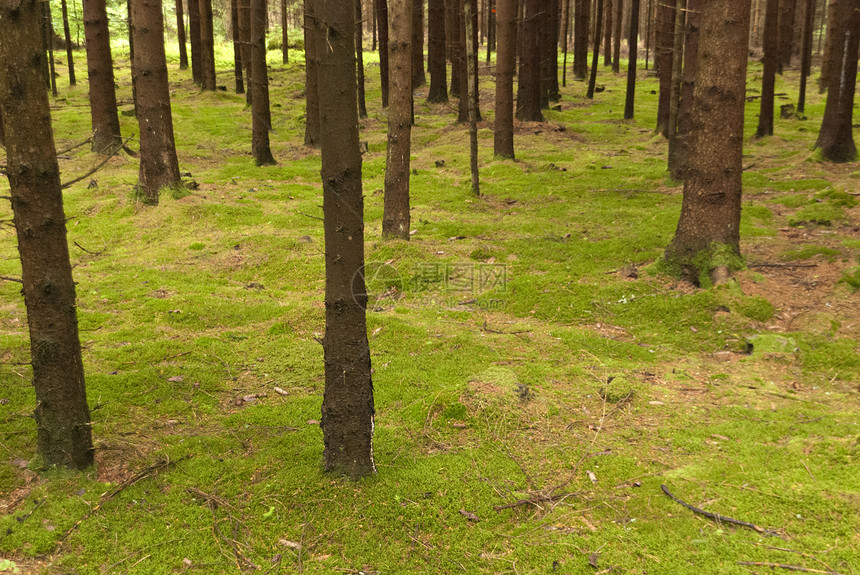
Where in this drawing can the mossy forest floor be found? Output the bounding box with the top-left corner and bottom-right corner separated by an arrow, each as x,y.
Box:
1,43 -> 859,574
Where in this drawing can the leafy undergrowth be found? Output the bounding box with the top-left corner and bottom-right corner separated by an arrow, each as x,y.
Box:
0,43 -> 858,575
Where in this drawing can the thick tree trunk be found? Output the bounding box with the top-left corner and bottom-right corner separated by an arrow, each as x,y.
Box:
465,0 -> 480,194
669,0 -> 699,179
494,0 -> 516,157
663,0 -> 751,286
428,0 -> 449,101
777,0 -> 797,72
623,0 -> 639,119
61,0 -> 77,84
815,0 -> 860,161
251,0 -> 276,164
176,0 -> 188,69
232,0 -> 245,94
384,0 -> 412,239
377,0 -> 390,106
756,0 -> 779,137
654,0 -> 674,135
356,0 -> 368,118
313,0 -> 376,480
797,0 -> 815,113
82,0 -> 123,152
198,0 -> 217,90
0,0 -> 94,470
612,0 -> 622,72
586,0 -> 604,98
517,0 -> 543,120
281,0 -> 289,63
188,0 -> 203,83
303,0 -> 320,146
132,0 -> 182,203
413,0 -> 426,87
573,0 -> 591,78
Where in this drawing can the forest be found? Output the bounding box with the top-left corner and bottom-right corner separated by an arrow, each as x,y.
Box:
0,0 -> 859,573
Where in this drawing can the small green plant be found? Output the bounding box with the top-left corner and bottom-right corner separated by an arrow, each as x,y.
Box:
839,267 -> 860,291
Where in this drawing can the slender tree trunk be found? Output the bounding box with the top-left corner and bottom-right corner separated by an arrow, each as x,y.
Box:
777,0 -> 797,73
604,0 -> 613,65
561,0 -> 570,85
281,0 -> 289,63
449,0 -> 462,96
132,0 -> 182,202
669,0 -> 699,179
471,0 -> 482,116
644,0 -> 651,69
44,1 -> 59,97
654,0 -> 674,135
251,0 -> 275,164
198,0 -> 217,89
176,0 -> 188,68
356,0 -> 368,118
547,0 -> 560,101
663,0 -> 751,286
413,0 -> 427,87
623,0 -> 639,118
486,0 -> 495,62
818,0 -> 836,92
573,0 -> 591,78
666,0 -> 685,152
313,0 -> 376,480
232,0 -> 245,93
612,0 -> 622,71
373,0 -> 378,50
188,0 -> 203,83
797,0 -> 815,113
457,0 -> 470,121
82,0 -> 123,152
377,0 -> 390,106
0,0 -> 94,470
815,0 -> 860,161
61,0 -> 77,84
384,0 -> 412,239
428,0 -> 449,101
517,0 -> 544,120
465,0 -> 480,194
756,0 -> 778,137
304,0 -> 320,145
586,0 -> 604,97
539,0 -> 551,106
39,0 -> 50,88
239,0 -> 252,103
494,0 -> 515,157
127,0 -> 137,113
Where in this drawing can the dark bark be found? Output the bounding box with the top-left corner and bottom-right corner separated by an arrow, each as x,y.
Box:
457,0 -> 469,121
377,0 -> 390,106
82,0 -> 122,152
667,0 -> 686,148
623,0 -> 639,118
470,0 -> 481,117
449,0 -> 461,97
465,0 -> 480,194
756,0 -> 779,137
428,0 -> 449,101
546,0 -> 560,101
313,0 -> 376,480
39,0 -> 50,88
644,0 -> 651,69
239,0 -> 252,103
44,0 -> 58,97
232,0 -> 245,94
0,0 -> 94,470
612,0 -> 622,71
251,0 -> 275,164
384,0 -> 412,238
494,0 -> 515,157
373,0 -> 378,50
413,0 -> 426,87
777,0 -> 797,72
517,0 -> 543,120
663,0 -> 751,285
281,0 -> 289,63
127,0 -> 137,113
486,0 -> 495,62
303,0 -> 320,145
815,0 -> 860,161
61,0 -> 77,84
797,0 -> 815,113
586,0 -> 604,98
561,0 -> 571,86
176,0 -> 188,69
654,0 -> 674,135
604,0 -> 613,65
573,0 -> 591,78
818,0 -> 836,92
188,0 -> 202,83
356,0 -> 368,118
198,0 -> 217,90
669,0 -> 699,179
132,0 -> 182,203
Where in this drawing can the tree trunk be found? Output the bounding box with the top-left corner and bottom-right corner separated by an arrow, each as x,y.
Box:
251,0 -> 276,164
797,0 -> 815,113
644,0 -> 651,69
355,0 -> 368,118
132,0 -> 182,203
777,0 -> 797,72
188,0 -> 203,83
612,0 -> 622,71
654,0 -> 674,135
377,0 -> 390,106
669,0 -> 699,179
384,0 -> 412,239
127,0 -> 137,113
470,0 -> 481,117
457,0 -> 470,121
198,0 -> 217,90
239,0 -> 252,103
623,0 -> 639,118
818,0 -> 836,92
561,0 -> 570,86
232,0 -> 245,94
663,0 -> 751,286
815,0 -> 860,161
586,0 -> 604,98
756,0 -> 778,137
44,0 -> 59,97
281,0 -> 289,63
0,0 -> 95,470
82,0 -> 123,152
61,0 -> 77,84
39,0 -> 50,88
449,0 -> 462,97
303,0 -> 320,145
573,0 -> 591,78
494,0 -> 516,157
313,0 -> 376,480
604,0 -> 613,65
413,0 -> 426,87
517,0 -> 544,120
666,0 -> 686,156
373,0 -> 378,50
465,0 -> 480,194
428,0 -> 449,101
176,0 -> 188,69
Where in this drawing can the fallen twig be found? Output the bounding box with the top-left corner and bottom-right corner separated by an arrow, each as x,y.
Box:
0,275 -> 22,284
61,135 -> 134,190
748,263 -> 818,269
661,484 -> 779,536
56,137 -> 93,155
737,561 -> 839,574
493,492 -> 579,512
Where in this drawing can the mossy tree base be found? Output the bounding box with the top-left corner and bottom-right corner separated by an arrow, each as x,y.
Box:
659,242 -> 745,288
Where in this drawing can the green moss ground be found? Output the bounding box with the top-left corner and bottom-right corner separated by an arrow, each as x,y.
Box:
0,41 -> 858,574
